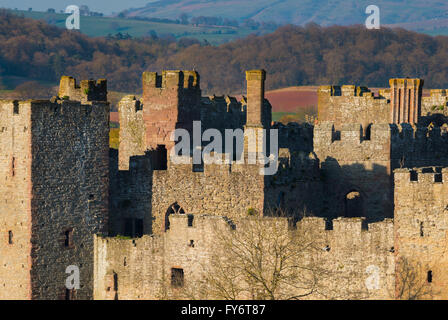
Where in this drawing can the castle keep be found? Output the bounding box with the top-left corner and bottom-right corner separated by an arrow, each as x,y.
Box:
1,69 -> 448,299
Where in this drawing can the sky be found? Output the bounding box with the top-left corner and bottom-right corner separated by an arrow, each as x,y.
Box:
0,0 -> 155,15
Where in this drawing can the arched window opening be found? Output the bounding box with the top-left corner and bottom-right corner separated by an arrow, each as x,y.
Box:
165,203 -> 186,231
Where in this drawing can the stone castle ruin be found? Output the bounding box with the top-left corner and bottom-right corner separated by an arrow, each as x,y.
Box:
1,69 -> 448,299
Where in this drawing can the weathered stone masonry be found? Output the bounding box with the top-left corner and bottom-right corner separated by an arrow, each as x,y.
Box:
0,77 -> 109,300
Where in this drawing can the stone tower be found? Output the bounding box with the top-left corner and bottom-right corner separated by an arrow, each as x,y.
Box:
0,78 -> 109,300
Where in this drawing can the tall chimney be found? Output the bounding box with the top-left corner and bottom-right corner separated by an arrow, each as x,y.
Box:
246,70 -> 266,127
389,78 -> 424,124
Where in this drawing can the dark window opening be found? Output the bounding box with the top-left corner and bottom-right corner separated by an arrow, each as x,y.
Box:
171,268 -> 184,288
345,191 -> 363,218
88,194 -> 95,201
333,130 -> 341,141
189,240 -> 195,248
64,229 -> 73,248
65,288 -> 76,300
410,171 -> 418,182
11,157 -> 15,176
427,271 -> 433,283
8,231 -> 13,245
165,203 -> 186,231
187,214 -> 194,227
153,145 -> 167,170
435,174 -> 443,183
420,222 -> 424,237
13,104 -> 19,115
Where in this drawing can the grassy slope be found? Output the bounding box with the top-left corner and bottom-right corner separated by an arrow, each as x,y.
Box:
12,10 -> 257,45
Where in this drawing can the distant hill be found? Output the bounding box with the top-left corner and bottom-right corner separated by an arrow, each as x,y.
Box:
10,9 -> 266,45
126,0 -> 448,35
3,11 -> 448,95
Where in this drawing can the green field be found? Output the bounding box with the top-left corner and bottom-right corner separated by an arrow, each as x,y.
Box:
11,10 -> 258,45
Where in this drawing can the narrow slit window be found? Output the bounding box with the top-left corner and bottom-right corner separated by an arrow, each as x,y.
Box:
64,229 -> 73,247
188,214 -> 194,227
8,231 -> 13,244
427,271 -> 433,283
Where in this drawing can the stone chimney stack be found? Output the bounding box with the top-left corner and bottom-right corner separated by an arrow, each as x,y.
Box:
389,78 -> 424,124
246,70 -> 266,127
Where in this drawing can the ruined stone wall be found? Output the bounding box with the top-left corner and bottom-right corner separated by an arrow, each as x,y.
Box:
422,89 -> 448,117
150,160 -> 265,234
118,96 -> 145,170
314,122 -> 393,221
142,71 -> 202,151
200,95 -> 246,133
58,76 -> 107,104
389,123 -> 448,169
317,85 -> 389,130
313,121 -> 448,222
394,167 -> 448,299
29,99 -> 109,299
94,215 -> 394,300
109,150 -> 153,237
0,100 -> 33,299
263,147 -> 323,217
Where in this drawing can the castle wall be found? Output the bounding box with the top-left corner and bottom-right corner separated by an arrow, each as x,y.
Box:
150,161 -> 265,234
94,215 -> 394,300
142,71 -> 202,151
29,99 -> 109,299
422,89 -> 448,117
314,122 -> 393,221
0,100 -> 33,299
118,96 -> 145,170
394,167 -> 448,299
317,85 -> 389,130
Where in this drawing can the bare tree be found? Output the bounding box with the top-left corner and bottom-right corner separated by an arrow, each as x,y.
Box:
395,257 -> 434,300
199,214 -> 331,300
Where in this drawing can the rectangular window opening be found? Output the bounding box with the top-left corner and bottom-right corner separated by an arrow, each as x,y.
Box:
8,231 -> 13,245
171,268 -> 184,288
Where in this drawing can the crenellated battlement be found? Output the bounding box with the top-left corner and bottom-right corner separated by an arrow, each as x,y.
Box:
315,121 -> 448,145
318,85 -> 376,98
58,76 -> 107,102
394,167 -> 448,184
297,216 -> 393,235
142,70 -> 200,90
430,89 -> 447,97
